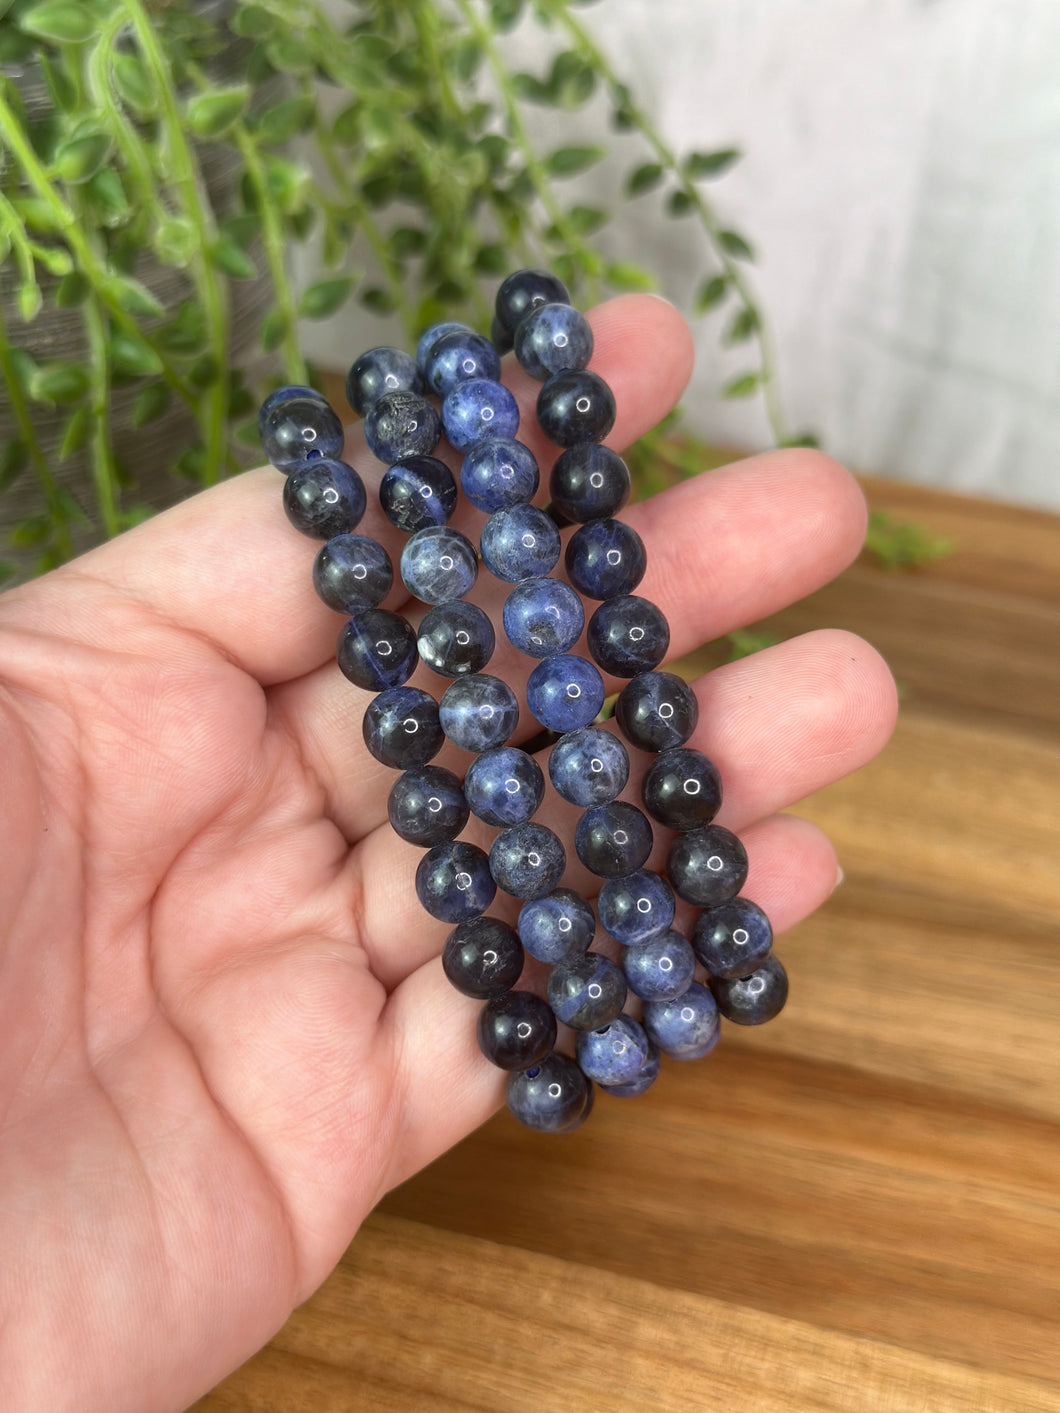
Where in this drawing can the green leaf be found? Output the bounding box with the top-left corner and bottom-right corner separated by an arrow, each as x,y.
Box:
111,53 -> 155,115
604,261 -> 655,293
609,82 -> 637,130
234,416 -> 262,448
490,0 -> 524,31
725,628 -> 779,661
685,148 -> 741,179
9,515 -> 51,549
58,405 -> 91,461
173,444 -> 207,482
230,4 -> 274,39
722,372 -> 760,398
864,510 -> 955,571
263,156 -> 308,215
549,51 -> 595,108
18,282 -> 42,322
154,216 -> 197,267
390,227 -> 426,258
694,275 -> 728,313
0,562 -> 16,587
473,243 -> 508,276
156,301 -> 206,353
718,229 -> 755,260
54,131 -> 111,184
298,277 -> 353,319
511,72 -> 551,105
87,168 -> 130,228
332,103 -> 361,146
221,215 -> 258,250
781,432 -> 821,449
185,86 -> 249,140
546,145 -> 605,178
360,286 -> 396,315
256,94 -> 315,144
110,331 -> 164,378
724,306 -> 759,344
452,36 -> 481,82
0,438 -> 28,491
212,238 -> 257,279
130,383 -> 170,428
19,0 -> 95,43
32,244 -> 72,277
104,273 -> 164,319
187,355 -> 219,390
567,205 -> 608,236
626,162 -> 664,197
260,308 -> 288,352
39,52 -> 76,111
667,189 -> 694,217
28,361 -> 89,404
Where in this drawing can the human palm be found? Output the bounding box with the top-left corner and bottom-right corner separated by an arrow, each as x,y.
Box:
0,296 -> 895,1411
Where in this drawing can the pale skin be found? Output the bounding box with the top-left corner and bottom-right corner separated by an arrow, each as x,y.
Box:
0,296 -> 897,1410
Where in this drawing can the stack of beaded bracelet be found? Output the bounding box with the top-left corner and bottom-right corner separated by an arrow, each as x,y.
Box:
258,268 -> 788,1136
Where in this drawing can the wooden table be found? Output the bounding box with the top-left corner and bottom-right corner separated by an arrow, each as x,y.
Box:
195,474 -> 1060,1412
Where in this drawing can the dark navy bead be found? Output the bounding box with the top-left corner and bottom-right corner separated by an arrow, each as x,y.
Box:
489,822 -> 566,900
438,674 -> 519,752
517,888 -> 596,965
364,391 -> 441,463
667,824 -> 748,907
460,438 -> 539,512
379,456 -> 457,532
692,898 -> 773,979
711,955 -> 789,1025
548,953 -> 627,1031
477,990 -> 556,1070
442,916 -> 524,1000
549,443 -> 631,523
489,313 -> 514,356
416,600 -> 495,677
547,727 -> 629,807
597,869 -> 675,946
642,748 -> 722,832
441,378 -> 519,452
258,383 -> 327,440
604,1041 -> 661,1098
574,801 -> 654,878
495,268 -> 571,336
425,329 -> 501,397
416,320 -> 469,372
283,458 -> 366,539
506,1053 -> 593,1133
565,518 -> 646,601
587,595 -> 670,678
526,655 -> 605,732
415,840 -> 496,923
616,671 -> 699,752
464,746 -> 544,827
337,610 -> 418,691
575,1014 -> 651,1087
537,370 -> 616,447
514,301 -> 593,380
502,577 -> 584,659
313,533 -> 392,613
643,982 -> 720,1060
261,395 -> 344,472
480,504 -> 560,583
400,526 -> 478,605
346,346 -> 424,417
387,764 -> 468,847
362,686 -> 443,769
622,929 -> 696,1002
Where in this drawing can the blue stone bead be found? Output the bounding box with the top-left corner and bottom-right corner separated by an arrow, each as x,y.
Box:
667,824 -> 748,907
416,601 -> 495,677
387,764 -> 468,847
477,990 -> 556,1070
502,577 -> 584,659
336,609 -> 418,691
364,391 -> 441,463
565,518 -> 647,601
643,981 -> 721,1060
438,674 -> 519,752
597,869 -> 675,946
507,1053 -> 594,1133
526,655 -> 605,732
261,396 -> 344,472
425,329 -> 502,397
489,822 -> 566,901
480,504 -> 560,582
642,747 -> 722,832
258,383 -> 327,440
604,1041 -> 661,1098
517,888 -> 596,965
575,1014 -> 651,1087
400,526 -> 478,605
622,929 -> 697,1003
313,533 -> 392,613
415,840 -> 496,923
587,595 -> 670,678
537,370 -> 616,447
416,320 -> 470,373
711,955 -> 789,1025
460,437 -> 539,511
548,953 -> 627,1031
464,746 -> 544,827
441,378 -> 520,452
345,346 -> 425,417
495,268 -> 571,336
692,897 -> 773,979
574,801 -> 653,878
549,443 -> 631,522
547,727 -> 629,807
489,313 -> 514,356
379,456 -> 457,533
362,686 -> 443,769
514,301 -> 593,380
283,459 -> 367,539
442,916 -> 524,1000
615,671 -> 699,753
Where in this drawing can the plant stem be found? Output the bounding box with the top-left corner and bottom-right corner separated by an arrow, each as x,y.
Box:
81,290 -> 121,539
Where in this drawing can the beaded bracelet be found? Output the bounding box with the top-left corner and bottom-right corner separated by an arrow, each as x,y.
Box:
258,269 -> 788,1136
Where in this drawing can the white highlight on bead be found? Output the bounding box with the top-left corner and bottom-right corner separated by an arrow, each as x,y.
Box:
456,630 -> 470,645
659,956 -> 673,972
324,487 -> 339,504
403,720 -> 419,734
567,684 -> 581,698
659,702 -> 674,719
636,897 -> 652,913
461,357 -> 475,373
589,472 -> 604,488
302,426 -> 317,440
558,917 -> 572,932
733,928 -> 750,945
353,564 -> 366,578
590,757 -> 603,773
587,983 -> 603,998
481,407 -> 495,422
683,779 -> 701,795
548,1082 -> 562,1098
528,852 -> 541,867
419,484 -> 432,498
629,626 -> 645,641
377,641 -> 393,657
440,555 -> 454,571
521,533 -> 536,548
707,855 -> 724,872
455,872 -> 472,889
384,373 -> 398,388
554,333 -> 569,348
747,976 -> 766,996
427,796 -> 442,813
504,778 -> 520,794
612,1039 -> 626,1055
409,419 -> 419,432
680,1006 -> 695,1022
483,950 -> 498,965
614,830 -> 629,845
575,396 -> 591,412
606,549 -> 621,565
517,1021 -> 532,1038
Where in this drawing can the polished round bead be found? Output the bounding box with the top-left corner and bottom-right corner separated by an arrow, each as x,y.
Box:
416,320 -> 469,372
622,929 -> 697,1002
313,533 -> 392,613
537,370 -> 616,446
346,346 -> 424,416
261,396 -> 344,472
604,1041 -> 661,1098
441,378 -> 520,452
587,595 -> 670,677
642,748 -> 722,831
495,268 -> 571,336
692,897 -> 773,979
489,822 -> 566,900
526,655 -> 605,732
337,610 -> 418,691
400,526 -> 478,604
517,888 -> 596,965
442,916 -> 524,1000
425,329 -> 501,397
415,840 -> 495,923
576,1014 -> 651,1087
597,869 -> 675,946
549,443 -> 631,523
643,982 -> 720,1060
667,824 -> 748,907
616,671 -> 699,752
506,1053 -> 593,1134
548,953 -> 627,1031
502,577 -> 584,659
480,504 -> 561,582
514,301 -> 593,380
478,990 -> 557,1070
489,312 -> 514,356
364,390 -> 441,463
574,801 -> 653,878
460,438 -> 539,512
438,674 -> 519,752
258,383 -> 327,440
565,518 -> 647,601
464,746 -> 544,827
547,727 -> 629,807
283,459 -> 366,539
711,955 -> 789,1025
362,686 -> 443,769
387,765 -> 468,847
416,601 -> 495,677
379,456 -> 457,532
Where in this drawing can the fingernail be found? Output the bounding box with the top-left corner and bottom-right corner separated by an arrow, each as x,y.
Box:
831,865 -> 845,894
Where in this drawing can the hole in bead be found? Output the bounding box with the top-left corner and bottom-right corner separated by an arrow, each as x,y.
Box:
595,1025 -> 611,1035
526,1066 -> 541,1079
504,778 -> 520,794
409,420 -> 419,432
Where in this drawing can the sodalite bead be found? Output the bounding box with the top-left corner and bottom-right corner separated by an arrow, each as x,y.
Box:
667,824 -> 748,907
415,840 -> 496,923
489,313 -> 514,356
441,378 -> 520,452
489,822 -> 566,900
517,888 -> 596,964
597,869 -> 675,946
362,686 -> 443,769
442,916 -> 524,1000
507,1053 -> 593,1134
495,268 -> 571,336
313,533 -> 392,613
692,897 -> 773,979
262,395 -> 344,472
337,610 -> 418,692
416,320 -> 469,372
643,981 -> 721,1060
345,346 -> 424,417
425,329 -> 501,397
386,764 -> 469,847
711,955 -> 789,1024
379,456 -> 457,532
526,655 -> 605,732
364,390 -> 441,463
478,990 -> 557,1070
258,383 -> 327,440
622,929 -> 697,1003
547,953 -> 627,1031
587,595 -> 670,677
565,518 -> 647,601
438,674 -> 519,752
464,746 -> 544,827
605,1041 -> 661,1098
549,443 -> 631,523
547,727 -> 629,807
514,301 -> 593,380
537,369 -> 616,446
460,438 -> 539,511
502,577 -> 584,658
616,671 -> 699,753
480,504 -> 561,582
575,1014 -> 651,1087
283,459 -> 366,539
400,526 -> 478,605
574,801 -> 654,878
416,601 -> 495,677
642,748 -> 722,832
